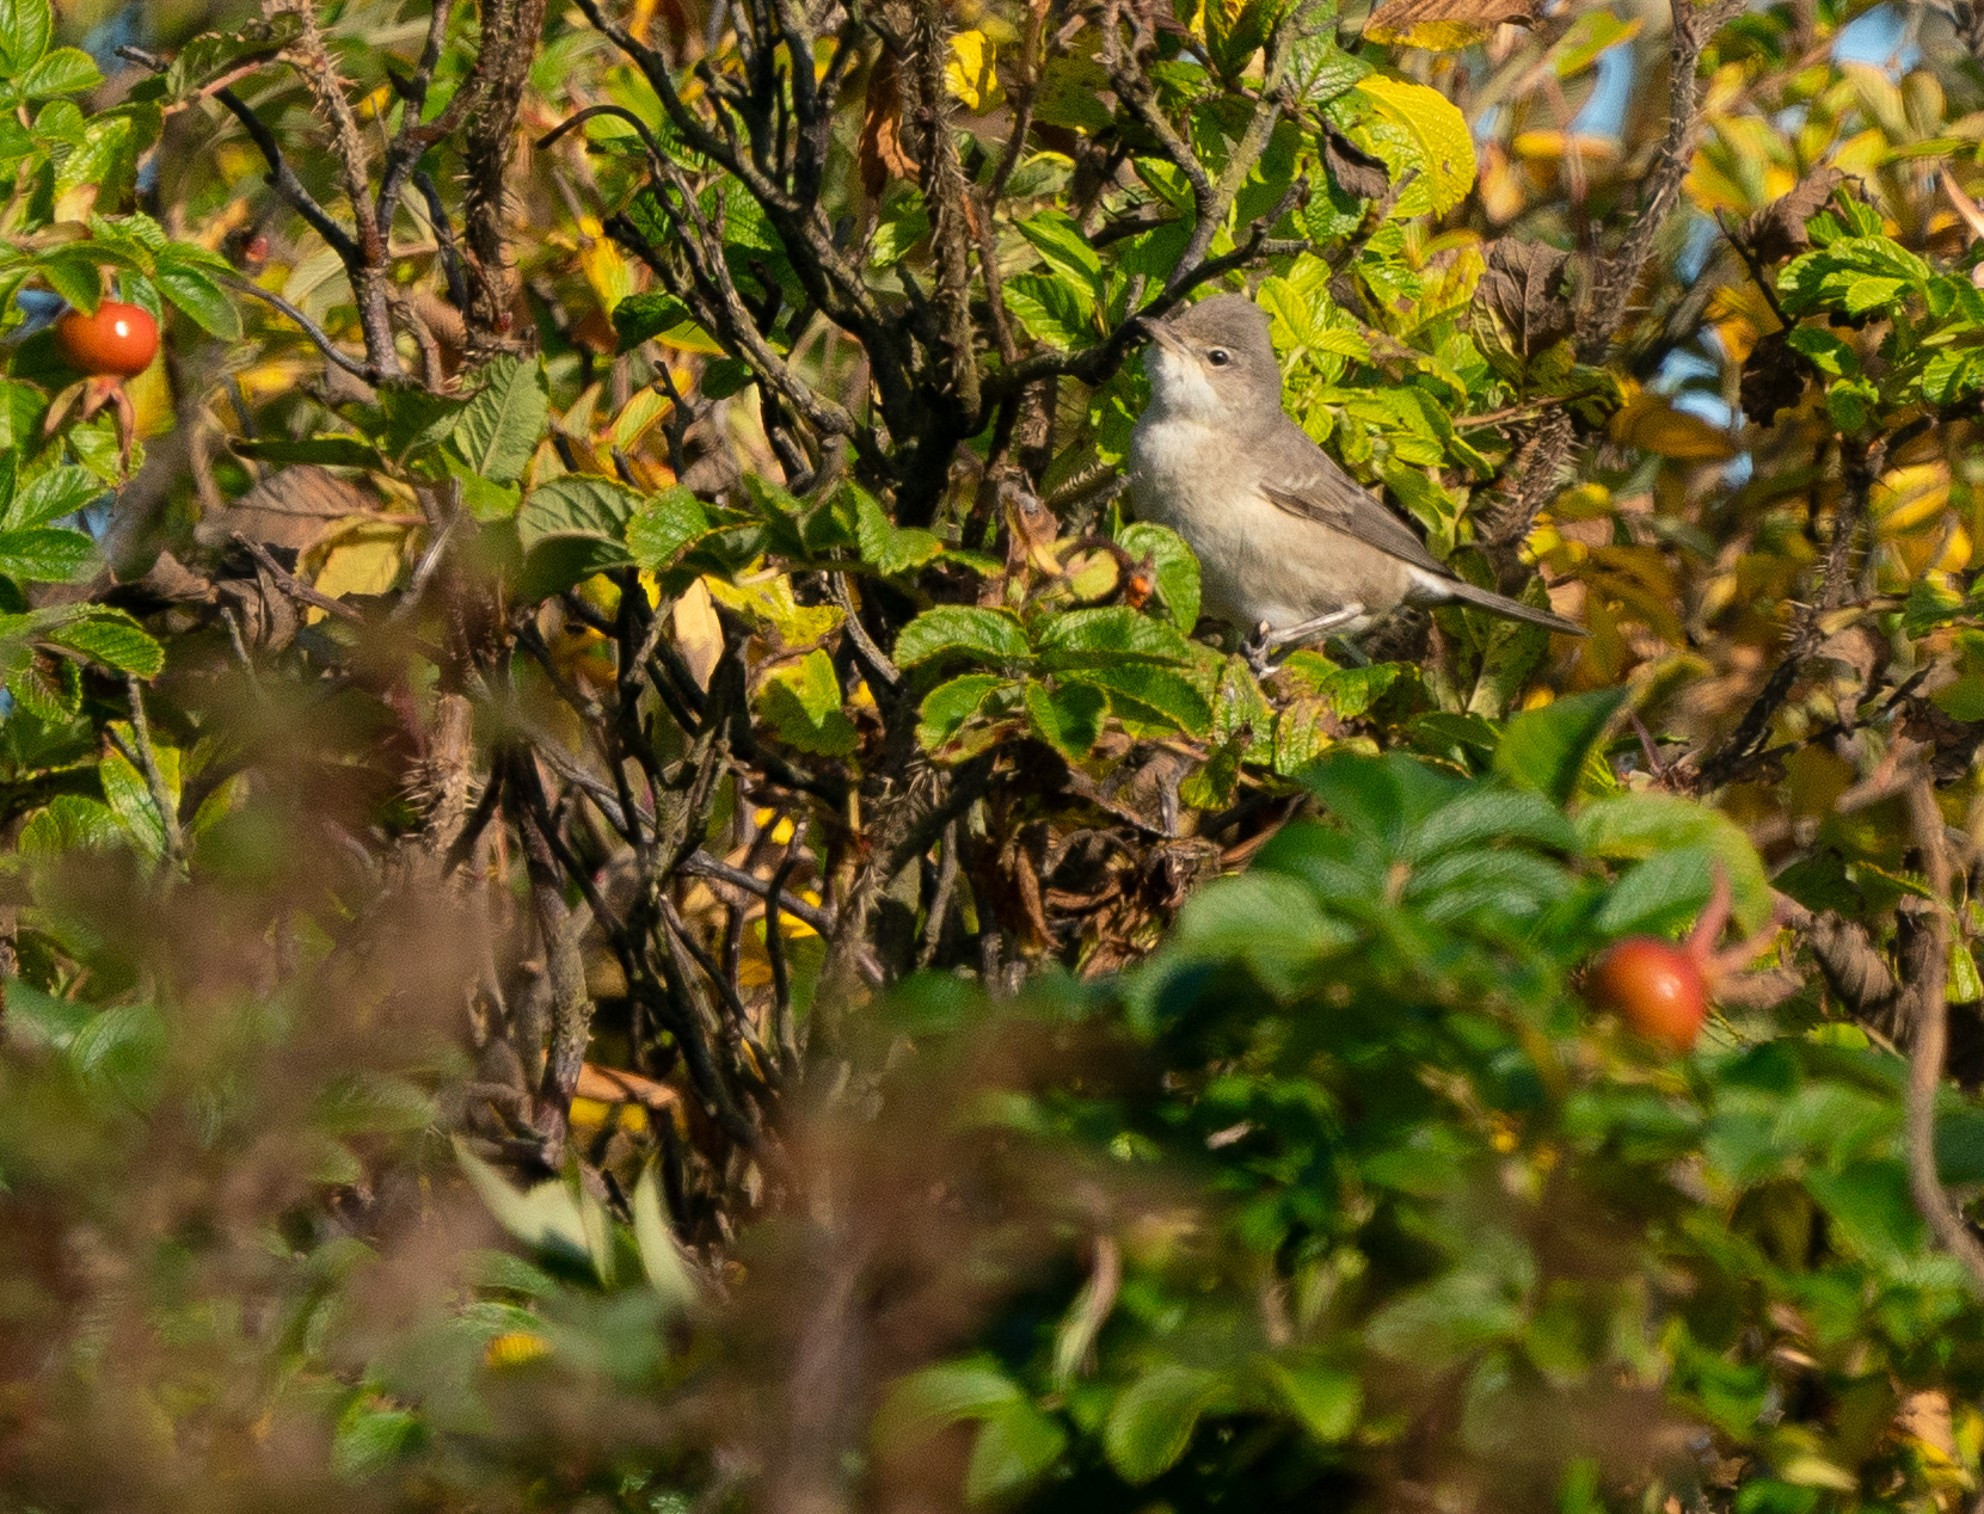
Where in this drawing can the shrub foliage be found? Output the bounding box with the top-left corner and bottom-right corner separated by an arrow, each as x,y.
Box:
7,0 -> 1984,1506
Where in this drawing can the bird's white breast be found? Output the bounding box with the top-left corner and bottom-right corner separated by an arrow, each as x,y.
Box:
1128,413 -> 1412,636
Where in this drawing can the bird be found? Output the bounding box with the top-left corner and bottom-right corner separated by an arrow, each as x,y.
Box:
1126,293 -> 1584,657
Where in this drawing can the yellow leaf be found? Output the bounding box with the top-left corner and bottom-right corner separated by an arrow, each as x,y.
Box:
676,578 -> 723,689
1347,76 -> 1477,218
1476,139 -> 1524,224
576,216 -> 637,311
706,571 -> 844,646
1939,524 -> 1972,575
610,386 -> 672,452
1609,394 -> 1737,461
1876,461 -> 1952,537
308,525 -> 406,623
484,1332 -> 554,1370
946,30 -> 1002,112
1509,131 -> 1620,163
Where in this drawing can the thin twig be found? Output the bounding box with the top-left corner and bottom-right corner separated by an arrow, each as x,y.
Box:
1902,773 -> 1984,1291
681,848 -> 834,935
120,677 -> 184,865
233,535 -> 366,625
219,273 -> 384,384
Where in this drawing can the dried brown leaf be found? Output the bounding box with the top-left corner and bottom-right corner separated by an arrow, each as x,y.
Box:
1739,328 -> 1805,426
1741,167 -> 1846,266
1478,238 -> 1574,359
197,466 -> 376,552
857,53 -> 918,202
1321,121 -> 1391,202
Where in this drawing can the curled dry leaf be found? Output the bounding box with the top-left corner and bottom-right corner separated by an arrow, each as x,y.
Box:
1320,121 -> 1392,202
1740,166 -> 1847,265
1739,327 -> 1805,425
857,52 -> 919,202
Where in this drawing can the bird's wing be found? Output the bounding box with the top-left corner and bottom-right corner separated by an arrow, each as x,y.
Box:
1258,419 -> 1450,579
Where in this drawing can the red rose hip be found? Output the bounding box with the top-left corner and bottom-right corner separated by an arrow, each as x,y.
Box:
55,301 -> 159,378
1587,937 -> 1709,1052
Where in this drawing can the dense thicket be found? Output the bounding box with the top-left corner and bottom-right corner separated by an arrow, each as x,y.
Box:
7,0 -> 1984,1507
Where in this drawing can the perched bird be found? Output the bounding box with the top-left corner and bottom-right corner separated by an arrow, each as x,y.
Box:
1127,294 -> 1583,654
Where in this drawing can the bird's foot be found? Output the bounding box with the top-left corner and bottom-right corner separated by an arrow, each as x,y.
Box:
1253,607 -> 1364,670
1242,622 -> 1277,678
1242,606 -> 1365,676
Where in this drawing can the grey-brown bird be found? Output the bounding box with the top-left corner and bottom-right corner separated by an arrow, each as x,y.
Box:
1128,294 -> 1583,653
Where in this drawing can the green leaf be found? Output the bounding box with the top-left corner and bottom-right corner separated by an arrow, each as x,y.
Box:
626,485 -> 714,571
916,672 -> 1009,753
17,45 -> 98,100
515,534 -> 635,601
68,1001 -> 166,1107
874,1359 -> 1022,1449
42,608 -> 164,675
99,746 -> 168,859
1576,793 -> 1772,935
853,485 -> 943,575
448,356 -> 549,485
894,606 -> 1032,669
631,1164 -> 700,1314
1037,605 -> 1194,665
1492,688 -> 1625,804
1016,209 -> 1103,290
0,525 -> 93,582
231,435 -> 385,470
1365,1270 -> 1525,1370
1594,846 -> 1717,939
1024,678 -> 1106,757
1002,271 -> 1097,351
1102,1365 -> 1220,1483
1261,1359 -> 1361,1443
455,1139 -> 594,1266
1286,30 -> 1370,106
0,0 -> 52,77
1403,785 -> 1578,860
155,16 -> 300,100
965,1401 -> 1067,1505
6,464 -> 97,529
312,1072 -> 436,1136
332,1400 -> 424,1481
154,262 -> 240,339
1804,1158 -> 1924,1265
518,473 -> 645,553
1076,661 -> 1211,735
611,291 -> 717,353
758,649 -> 859,757
35,248 -> 100,311
1117,521 -> 1201,632
19,793 -> 120,856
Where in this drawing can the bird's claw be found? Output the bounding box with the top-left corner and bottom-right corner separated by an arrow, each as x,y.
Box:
1243,605 -> 1367,676
1242,622 -> 1281,677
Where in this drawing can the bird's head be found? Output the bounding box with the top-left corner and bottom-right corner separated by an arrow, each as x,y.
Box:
1139,294 -> 1283,424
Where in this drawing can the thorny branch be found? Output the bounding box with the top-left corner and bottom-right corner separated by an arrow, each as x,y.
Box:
1483,0 -> 1743,555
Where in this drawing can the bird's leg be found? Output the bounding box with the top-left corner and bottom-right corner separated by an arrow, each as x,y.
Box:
1262,604 -> 1365,652
1242,605 -> 1366,675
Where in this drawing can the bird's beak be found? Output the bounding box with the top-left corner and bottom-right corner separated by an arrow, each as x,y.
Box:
1139,315 -> 1188,355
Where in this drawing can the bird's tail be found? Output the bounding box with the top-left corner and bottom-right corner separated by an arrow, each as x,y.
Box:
1431,576 -> 1586,637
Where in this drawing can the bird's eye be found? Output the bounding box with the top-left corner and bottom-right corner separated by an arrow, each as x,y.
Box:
1206,348 -> 1232,367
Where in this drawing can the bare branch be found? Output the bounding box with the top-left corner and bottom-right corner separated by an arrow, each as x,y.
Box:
1902,773 -> 1984,1291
